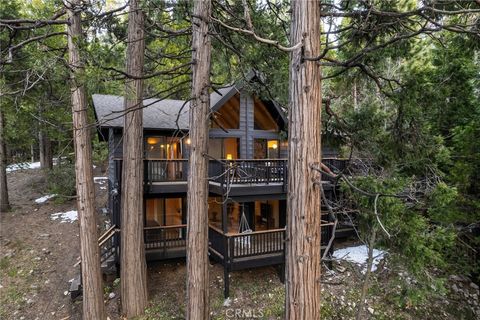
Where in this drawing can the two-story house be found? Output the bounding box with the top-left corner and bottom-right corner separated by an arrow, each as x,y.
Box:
91,79 -> 346,297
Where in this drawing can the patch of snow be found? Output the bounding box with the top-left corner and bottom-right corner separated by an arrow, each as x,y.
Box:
6,161 -> 41,172
34,194 -> 57,204
223,297 -> 232,307
51,210 -> 78,223
94,177 -> 108,184
333,245 -> 386,273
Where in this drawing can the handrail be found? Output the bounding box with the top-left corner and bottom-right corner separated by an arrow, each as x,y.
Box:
208,225 -> 225,234
144,224 -> 187,230
98,225 -> 117,245
74,225 -> 118,267
209,225 -> 286,237
227,228 -> 286,237
114,157 -> 349,161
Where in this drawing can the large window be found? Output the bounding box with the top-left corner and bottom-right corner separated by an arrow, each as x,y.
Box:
145,136 -> 182,159
254,200 -> 279,230
145,198 -> 183,227
209,137 -> 240,160
254,99 -> 279,131
208,197 -> 241,233
210,94 -> 240,129
254,139 -> 279,159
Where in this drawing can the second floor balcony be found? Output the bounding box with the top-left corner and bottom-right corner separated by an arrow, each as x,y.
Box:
113,158 -> 348,195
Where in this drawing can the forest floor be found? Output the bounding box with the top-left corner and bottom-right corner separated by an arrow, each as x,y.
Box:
0,167 -> 478,319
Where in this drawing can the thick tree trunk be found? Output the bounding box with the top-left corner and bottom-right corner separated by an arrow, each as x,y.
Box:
39,130 -> 52,170
186,0 -> 212,319
120,0 -> 148,317
285,0 -> 323,319
0,108 -> 10,212
66,1 -> 106,319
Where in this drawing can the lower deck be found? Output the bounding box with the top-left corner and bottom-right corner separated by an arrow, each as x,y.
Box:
142,224 -> 333,267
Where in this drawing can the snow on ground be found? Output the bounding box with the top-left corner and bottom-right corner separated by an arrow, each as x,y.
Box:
50,210 -> 78,223
34,194 -> 57,204
6,161 -> 41,172
94,177 -> 108,184
333,245 -> 386,272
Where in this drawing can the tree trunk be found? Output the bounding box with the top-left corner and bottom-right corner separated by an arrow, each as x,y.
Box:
0,108 -> 10,212
285,0 -> 323,319
186,0 -> 212,319
66,1 -> 106,319
39,130 -> 53,170
120,0 -> 148,317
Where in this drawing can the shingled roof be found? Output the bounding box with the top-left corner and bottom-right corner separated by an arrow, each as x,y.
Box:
92,85 -> 237,130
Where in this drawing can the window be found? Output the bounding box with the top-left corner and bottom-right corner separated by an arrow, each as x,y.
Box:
145,136 -> 182,159
145,198 -> 183,227
209,138 -> 240,159
254,139 -> 279,159
254,99 -> 278,131
210,94 -> 240,129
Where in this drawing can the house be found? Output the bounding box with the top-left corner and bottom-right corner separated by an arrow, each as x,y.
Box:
91,79 -> 348,297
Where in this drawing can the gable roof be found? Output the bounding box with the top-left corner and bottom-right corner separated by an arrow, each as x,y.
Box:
93,94 -> 190,130
93,84 -> 240,131
92,73 -> 286,131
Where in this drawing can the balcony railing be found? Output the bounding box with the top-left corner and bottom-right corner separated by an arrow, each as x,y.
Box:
144,159 -> 188,182
114,158 -> 348,185
144,224 -> 187,250
208,222 -> 334,266
209,159 -> 287,185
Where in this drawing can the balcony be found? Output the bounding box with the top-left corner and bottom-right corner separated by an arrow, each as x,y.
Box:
113,158 -> 347,194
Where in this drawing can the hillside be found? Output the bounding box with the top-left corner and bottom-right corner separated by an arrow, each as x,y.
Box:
1,167 -> 479,319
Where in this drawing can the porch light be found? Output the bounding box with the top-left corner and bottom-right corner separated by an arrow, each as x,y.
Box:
272,143 -> 278,149
185,138 -> 191,145
147,137 -> 159,145
160,144 -> 165,148
226,154 -> 233,160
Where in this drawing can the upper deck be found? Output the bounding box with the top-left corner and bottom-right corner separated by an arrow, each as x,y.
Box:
112,157 -> 347,196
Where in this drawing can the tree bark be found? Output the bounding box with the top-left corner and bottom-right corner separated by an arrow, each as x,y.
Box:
39,130 -> 53,170
120,0 -> 148,317
66,1 -> 106,319
0,108 -> 10,212
186,0 -> 212,319
285,0 -> 323,319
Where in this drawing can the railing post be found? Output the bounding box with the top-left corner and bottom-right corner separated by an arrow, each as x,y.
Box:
266,161 -> 270,185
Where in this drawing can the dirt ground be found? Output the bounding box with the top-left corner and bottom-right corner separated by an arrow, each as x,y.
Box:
1,168 -> 479,320
0,168 -> 111,320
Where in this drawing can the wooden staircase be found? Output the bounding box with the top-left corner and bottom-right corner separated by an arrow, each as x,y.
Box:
69,225 -> 118,299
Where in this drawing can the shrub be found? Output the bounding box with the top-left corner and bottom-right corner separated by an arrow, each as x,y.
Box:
47,161 -> 76,201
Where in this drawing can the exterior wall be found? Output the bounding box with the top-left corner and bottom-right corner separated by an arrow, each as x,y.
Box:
210,90 -> 282,159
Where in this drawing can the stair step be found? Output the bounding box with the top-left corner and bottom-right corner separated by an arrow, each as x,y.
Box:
69,274 -> 82,300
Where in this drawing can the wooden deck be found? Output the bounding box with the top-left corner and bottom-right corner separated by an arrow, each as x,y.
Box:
114,158 -> 348,194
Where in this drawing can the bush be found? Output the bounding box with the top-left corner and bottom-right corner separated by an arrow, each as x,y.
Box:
47,162 -> 76,201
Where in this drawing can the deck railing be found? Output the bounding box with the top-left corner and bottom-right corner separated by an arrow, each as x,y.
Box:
144,224 -> 187,250
228,228 -> 285,259
144,159 -> 188,183
115,157 -> 348,185
209,159 -> 288,185
208,222 -> 334,264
